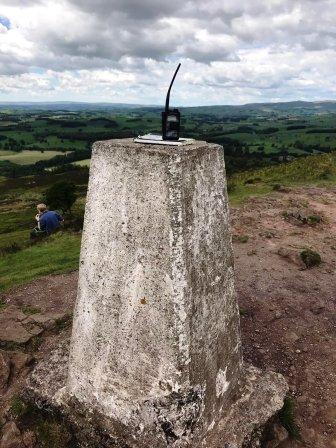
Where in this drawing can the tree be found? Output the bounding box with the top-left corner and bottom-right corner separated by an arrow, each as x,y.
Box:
45,181 -> 77,213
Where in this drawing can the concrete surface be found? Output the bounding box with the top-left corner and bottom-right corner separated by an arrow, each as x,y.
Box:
25,338 -> 288,448
67,138 -> 242,445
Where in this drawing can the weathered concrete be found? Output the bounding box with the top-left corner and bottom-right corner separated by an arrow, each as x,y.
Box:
25,138 -> 288,447
25,339 -> 288,448
67,138 -> 242,445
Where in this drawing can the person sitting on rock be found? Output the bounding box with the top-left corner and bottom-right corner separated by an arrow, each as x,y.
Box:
30,203 -> 64,240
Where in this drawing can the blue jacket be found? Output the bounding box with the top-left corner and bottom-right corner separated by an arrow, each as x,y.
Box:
39,211 -> 63,235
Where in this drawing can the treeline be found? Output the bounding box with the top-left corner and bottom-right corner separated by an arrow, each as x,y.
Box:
42,117 -> 118,128
0,149 -> 91,178
293,140 -> 333,153
0,123 -> 33,132
32,129 -> 133,144
306,128 -> 336,134
0,137 -> 26,152
44,118 -> 87,128
0,115 -> 20,122
207,136 -> 274,173
287,125 -> 307,130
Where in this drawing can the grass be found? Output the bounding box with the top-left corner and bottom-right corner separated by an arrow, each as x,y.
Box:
0,206 -> 35,234
73,158 -> 91,167
9,396 -> 28,419
229,152 -> 336,204
21,305 -> 41,315
0,149 -> 15,156
0,202 -> 36,251
0,233 -> 81,291
233,234 -> 249,243
279,397 -> 301,440
0,229 -> 30,250
37,420 -> 72,448
0,150 -> 69,165
0,298 -> 6,311
9,397 -> 72,447
300,249 -> 322,268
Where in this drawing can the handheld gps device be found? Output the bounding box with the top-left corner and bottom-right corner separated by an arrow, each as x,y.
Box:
162,63 -> 181,141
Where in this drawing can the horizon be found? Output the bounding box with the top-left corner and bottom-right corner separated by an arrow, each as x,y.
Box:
1,99 -> 336,108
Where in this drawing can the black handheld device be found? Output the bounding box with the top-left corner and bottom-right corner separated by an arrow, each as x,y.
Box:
162,63 -> 181,141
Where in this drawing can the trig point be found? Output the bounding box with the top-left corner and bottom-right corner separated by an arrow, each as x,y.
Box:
26,138 -> 287,447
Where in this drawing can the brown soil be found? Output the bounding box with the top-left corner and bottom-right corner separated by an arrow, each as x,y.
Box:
0,186 -> 335,447
232,186 -> 336,448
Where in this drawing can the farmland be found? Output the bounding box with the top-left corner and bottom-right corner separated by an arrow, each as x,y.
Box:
0,100 -> 335,289
0,150 -> 69,165
1,100 -> 336,178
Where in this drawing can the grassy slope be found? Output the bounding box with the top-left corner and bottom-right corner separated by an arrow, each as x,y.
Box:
0,204 -> 36,249
229,152 -> 336,204
1,152 -> 335,290
0,233 -> 81,291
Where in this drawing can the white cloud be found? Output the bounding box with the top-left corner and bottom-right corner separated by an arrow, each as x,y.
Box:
0,0 -> 335,104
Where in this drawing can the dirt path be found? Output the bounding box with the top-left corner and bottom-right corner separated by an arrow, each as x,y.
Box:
232,186 -> 336,448
0,186 -> 335,447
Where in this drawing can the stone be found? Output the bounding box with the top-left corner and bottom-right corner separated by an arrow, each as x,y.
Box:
22,312 -> 70,331
310,304 -> 325,315
265,423 -> 288,448
0,323 -> 31,345
0,305 -> 61,346
0,307 -> 34,345
0,422 -> 24,448
10,352 -> 33,374
1,306 -> 26,322
25,139 -> 287,448
274,311 -> 282,320
0,352 -> 10,391
23,325 -> 43,337
277,247 -> 306,269
285,332 -> 300,343
21,431 -> 36,448
27,314 -> 55,330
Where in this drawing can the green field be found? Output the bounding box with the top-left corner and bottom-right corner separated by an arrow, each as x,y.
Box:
0,150 -> 69,165
0,101 -> 336,290
73,159 -> 91,167
0,150 -> 15,156
0,102 -> 336,173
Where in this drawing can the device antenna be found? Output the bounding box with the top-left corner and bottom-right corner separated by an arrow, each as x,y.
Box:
165,63 -> 181,112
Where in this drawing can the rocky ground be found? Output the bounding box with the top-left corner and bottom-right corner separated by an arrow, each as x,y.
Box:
0,186 -> 335,448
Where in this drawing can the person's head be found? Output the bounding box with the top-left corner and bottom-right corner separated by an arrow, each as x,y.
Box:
37,203 -> 47,214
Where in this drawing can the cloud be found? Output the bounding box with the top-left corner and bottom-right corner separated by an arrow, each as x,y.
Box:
0,0 -> 335,104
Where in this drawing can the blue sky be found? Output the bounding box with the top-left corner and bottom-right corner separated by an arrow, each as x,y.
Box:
0,16 -> 10,29
0,0 -> 335,105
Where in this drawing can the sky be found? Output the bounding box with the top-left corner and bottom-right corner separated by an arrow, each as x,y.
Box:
0,0 -> 336,106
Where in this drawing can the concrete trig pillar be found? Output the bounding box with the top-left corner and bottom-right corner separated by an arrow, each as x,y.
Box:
67,138 -> 243,445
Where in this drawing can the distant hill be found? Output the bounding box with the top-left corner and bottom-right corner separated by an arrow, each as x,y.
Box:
1,100 -> 336,116
182,101 -> 336,117
0,102 -> 147,112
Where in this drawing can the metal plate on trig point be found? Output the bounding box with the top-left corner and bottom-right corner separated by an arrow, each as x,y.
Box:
134,134 -> 194,146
